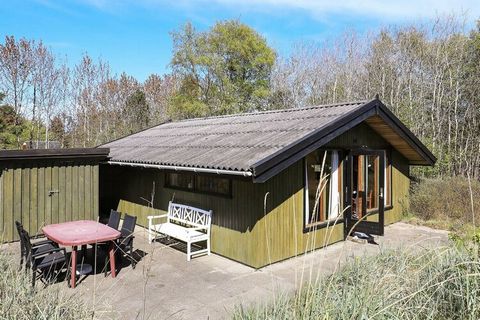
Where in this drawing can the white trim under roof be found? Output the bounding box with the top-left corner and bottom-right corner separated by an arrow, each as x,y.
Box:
107,160 -> 253,177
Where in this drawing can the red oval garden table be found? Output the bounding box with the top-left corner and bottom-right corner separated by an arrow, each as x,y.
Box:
43,220 -> 121,288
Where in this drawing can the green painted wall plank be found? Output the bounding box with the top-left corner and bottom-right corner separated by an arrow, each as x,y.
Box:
45,166 -> 52,226
51,165 -> 59,224
58,165 -> 66,223
65,165 -> 72,222
79,165 -> 85,219
0,168 -> 3,241
93,165 -> 99,218
72,165 -> 78,221
13,167 -> 22,240
21,167 -> 30,234
29,167 -> 38,234
37,166 -> 45,229
84,164 -> 91,219
3,168 -> 14,241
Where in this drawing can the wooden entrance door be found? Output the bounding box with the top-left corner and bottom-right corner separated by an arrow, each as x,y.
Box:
344,149 -> 385,236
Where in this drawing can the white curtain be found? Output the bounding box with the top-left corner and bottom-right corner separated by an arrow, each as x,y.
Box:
329,151 -> 340,219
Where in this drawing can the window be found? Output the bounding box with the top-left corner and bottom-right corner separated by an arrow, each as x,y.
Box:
385,152 -> 392,207
165,172 -> 231,196
166,172 -> 194,190
305,150 -> 341,227
366,154 -> 379,211
196,175 -> 231,195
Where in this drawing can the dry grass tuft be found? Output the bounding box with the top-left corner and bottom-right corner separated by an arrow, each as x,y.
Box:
0,250 -> 94,320
232,244 -> 480,319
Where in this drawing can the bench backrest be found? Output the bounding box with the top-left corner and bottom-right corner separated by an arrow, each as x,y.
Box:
167,201 -> 212,230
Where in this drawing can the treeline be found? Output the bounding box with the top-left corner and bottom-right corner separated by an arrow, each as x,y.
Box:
271,16 -> 480,179
0,37 -> 176,148
0,16 -> 479,178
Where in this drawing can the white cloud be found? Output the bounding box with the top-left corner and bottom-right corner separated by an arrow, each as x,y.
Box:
212,0 -> 479,20
70,0 -> 480,23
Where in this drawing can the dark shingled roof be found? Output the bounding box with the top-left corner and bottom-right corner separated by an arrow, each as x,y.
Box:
101,100 -> 368,172
100,98 -> 436,181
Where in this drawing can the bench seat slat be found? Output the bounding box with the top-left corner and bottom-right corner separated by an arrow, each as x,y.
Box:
153,223 -> 208,242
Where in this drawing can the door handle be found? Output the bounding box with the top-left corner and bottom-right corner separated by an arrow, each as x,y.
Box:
48,190 -> 59,197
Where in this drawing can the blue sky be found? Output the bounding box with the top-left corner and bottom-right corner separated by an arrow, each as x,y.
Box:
1,0 -> 479,81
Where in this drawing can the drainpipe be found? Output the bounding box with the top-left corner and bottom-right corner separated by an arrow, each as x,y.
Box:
107,160 -> 253,177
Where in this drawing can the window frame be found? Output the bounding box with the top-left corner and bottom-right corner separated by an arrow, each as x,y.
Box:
384,149 -> 393,209
165,172 -> 195,191
303,149 -> 344,233
164,172 -> 233,198
366,154 -> 380,213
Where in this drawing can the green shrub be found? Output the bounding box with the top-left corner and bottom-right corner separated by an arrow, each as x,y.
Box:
232,245 -> 480,319
0,251 -> 94,320
410,176 -> 480,225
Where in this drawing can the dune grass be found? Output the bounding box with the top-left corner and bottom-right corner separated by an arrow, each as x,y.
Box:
232,243 -> 480,319
0,250 -> 94,320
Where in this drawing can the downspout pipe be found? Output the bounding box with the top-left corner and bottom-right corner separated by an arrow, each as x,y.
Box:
107,160 -> 253,177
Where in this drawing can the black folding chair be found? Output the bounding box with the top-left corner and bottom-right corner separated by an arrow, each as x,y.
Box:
15,221 -> 58,270
107,210 -> 121,230
21,229 -> 67,288
118,214 -> 137,269
105,214 -> 137,276
96,210 -> 121,271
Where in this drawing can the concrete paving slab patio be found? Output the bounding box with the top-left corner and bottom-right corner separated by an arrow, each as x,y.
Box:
2,222 -> 448,319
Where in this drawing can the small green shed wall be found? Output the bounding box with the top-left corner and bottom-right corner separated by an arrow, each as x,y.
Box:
100,121 -> 411,268
0,160 -> 100,242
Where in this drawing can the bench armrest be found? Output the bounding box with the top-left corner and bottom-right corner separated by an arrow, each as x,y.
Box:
147,214 -> 168,221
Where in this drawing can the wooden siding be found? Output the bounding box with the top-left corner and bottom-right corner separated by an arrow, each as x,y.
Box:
0,160 -> 100,242
101,120 -> 411,268
101,160 -> 344,268
326,122 -> 390,149
386,150 -> 410,224
326,122 -> 410,225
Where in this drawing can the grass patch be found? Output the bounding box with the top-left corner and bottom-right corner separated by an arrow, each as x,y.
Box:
0,250 -> 94,320
233,244 -> 480,319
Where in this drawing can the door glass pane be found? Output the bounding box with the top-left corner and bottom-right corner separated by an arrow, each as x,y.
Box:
366,155 -> 379,211
351,155 -> 364,220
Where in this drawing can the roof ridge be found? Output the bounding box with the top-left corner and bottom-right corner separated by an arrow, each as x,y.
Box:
174,99 -> 371,123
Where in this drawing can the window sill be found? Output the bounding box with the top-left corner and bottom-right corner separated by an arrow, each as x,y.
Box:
304,218 -> 344,233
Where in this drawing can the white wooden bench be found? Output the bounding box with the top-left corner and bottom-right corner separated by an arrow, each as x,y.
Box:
147,201 -> 212,261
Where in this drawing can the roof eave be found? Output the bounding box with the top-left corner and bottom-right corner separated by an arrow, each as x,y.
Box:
375,102 -> 436,166
0,148 -> 110,161
251,99 -> 436,183
251,100 -> 379,182
107,160 -> 254,177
